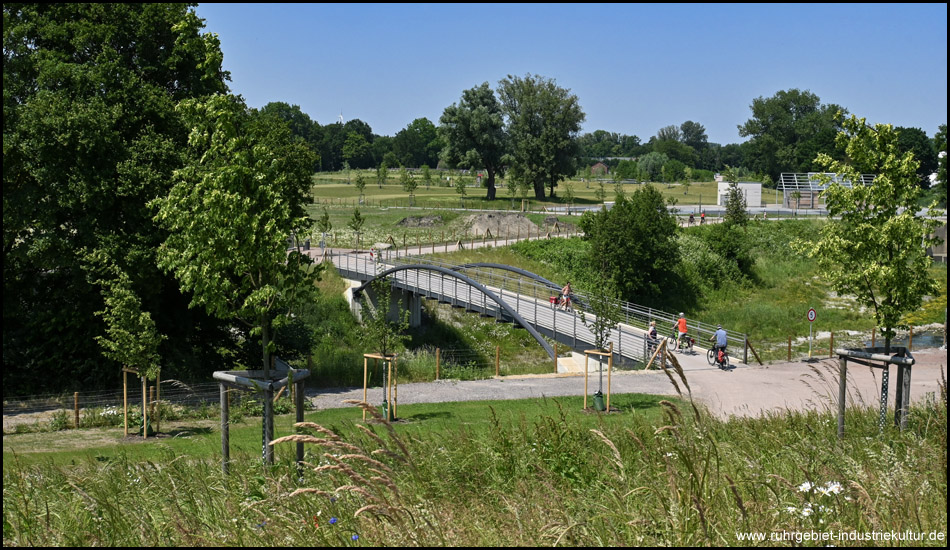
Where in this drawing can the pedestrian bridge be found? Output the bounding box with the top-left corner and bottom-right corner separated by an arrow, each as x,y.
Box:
331,251 -> 748,371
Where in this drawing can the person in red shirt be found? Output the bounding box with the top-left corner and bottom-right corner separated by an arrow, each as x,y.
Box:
672,313 -> 688,351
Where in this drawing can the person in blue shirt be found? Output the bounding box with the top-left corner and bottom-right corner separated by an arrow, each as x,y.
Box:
710,324 -> 728,365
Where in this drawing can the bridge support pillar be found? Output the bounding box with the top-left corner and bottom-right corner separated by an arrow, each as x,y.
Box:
345,279 -> 421,328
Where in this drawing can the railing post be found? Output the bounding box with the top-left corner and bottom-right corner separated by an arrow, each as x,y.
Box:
220,383 -> 230,474
743,338 -> 749,364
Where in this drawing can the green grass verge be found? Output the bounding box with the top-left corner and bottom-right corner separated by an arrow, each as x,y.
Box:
4,382 -> 946,546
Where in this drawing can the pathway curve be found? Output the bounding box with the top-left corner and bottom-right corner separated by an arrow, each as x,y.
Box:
307,348 -> 947,421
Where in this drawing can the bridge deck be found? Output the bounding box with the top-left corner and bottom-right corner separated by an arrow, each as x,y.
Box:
334,253 -> 722,371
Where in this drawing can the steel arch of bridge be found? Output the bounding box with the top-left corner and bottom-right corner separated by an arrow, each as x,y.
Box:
453,263 -> 561,290
352,264 -> 556,359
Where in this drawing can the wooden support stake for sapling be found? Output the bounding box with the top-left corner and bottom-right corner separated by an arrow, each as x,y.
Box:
607,342 -> 613,412
495,345 -> 500,377
123,370 -> 128,436
149,386 -> 156,430
141,376 -> 147,439
362,356 -> 369,421
584,351 -> 588,410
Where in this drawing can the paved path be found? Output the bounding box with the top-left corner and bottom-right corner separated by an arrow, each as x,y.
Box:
308,348 -> 947,420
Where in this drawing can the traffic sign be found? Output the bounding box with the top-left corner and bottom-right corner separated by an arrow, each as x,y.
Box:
807,308 -> 817,323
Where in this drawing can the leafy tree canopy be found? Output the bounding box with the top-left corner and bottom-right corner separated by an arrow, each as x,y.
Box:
579,185 -> 679,306
796,115 -> 942,351
153,94 -> 320,376
738,89 -> 846,182
3,3 -> 229,393
498,74 -> 585,200
393,117 -> 440,168
439,82 -> 507,200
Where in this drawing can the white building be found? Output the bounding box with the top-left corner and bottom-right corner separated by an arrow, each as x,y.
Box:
716,182 -> 761,207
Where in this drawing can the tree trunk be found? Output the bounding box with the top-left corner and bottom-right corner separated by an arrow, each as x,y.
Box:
534,182 -> 545,201
485,171 -> 496,201
261,316 -> 274,464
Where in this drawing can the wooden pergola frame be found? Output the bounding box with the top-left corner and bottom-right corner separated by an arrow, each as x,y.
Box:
583,342 -> 613,411
363,353 -> 398,422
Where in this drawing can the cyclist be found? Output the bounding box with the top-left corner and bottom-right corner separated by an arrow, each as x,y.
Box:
710,324 -> 728,368
672,313 -> 688,351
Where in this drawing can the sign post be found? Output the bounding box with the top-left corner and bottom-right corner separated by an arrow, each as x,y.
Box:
807,308 -> 817,359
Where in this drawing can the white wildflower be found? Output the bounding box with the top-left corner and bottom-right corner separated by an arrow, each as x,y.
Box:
823,481 -> 843,495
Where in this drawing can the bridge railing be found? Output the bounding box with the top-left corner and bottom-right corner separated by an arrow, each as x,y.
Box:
335,252 -> 668,365
335,251 -> 749,363
378,252 -> 749,362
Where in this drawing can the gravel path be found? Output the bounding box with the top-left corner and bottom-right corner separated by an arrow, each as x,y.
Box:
308,348 -> 948,420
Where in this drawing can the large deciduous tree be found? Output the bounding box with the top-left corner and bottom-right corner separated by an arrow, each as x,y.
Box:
797,115 -> 942,353
680,120 -> 708,153
439,83 -> 507,200
738,89 -> 846,182
895,126 -> 939,187
393,117 -> 440,168
498,74 -> 585,200
3,3 -> 228,394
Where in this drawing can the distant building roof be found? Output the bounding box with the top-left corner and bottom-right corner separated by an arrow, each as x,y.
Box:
778,172 -> 876,191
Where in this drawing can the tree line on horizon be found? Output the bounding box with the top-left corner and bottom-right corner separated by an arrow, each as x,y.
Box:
265,89 -> 945,198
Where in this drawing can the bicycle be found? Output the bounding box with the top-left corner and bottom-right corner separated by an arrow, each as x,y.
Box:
668,330 -> 694,353
707,347 -> 729,368
549,294 -> 573,312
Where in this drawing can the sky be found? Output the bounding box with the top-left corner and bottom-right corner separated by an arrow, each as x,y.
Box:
194,3 -> 948,145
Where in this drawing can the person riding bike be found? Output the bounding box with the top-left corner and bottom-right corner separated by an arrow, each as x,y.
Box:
672,313 -> 688,351
710,324 -> 728,367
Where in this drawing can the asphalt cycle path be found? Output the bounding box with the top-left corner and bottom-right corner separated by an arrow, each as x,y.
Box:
308,348 -> 947,421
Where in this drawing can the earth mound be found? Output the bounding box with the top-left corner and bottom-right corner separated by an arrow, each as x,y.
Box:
396,215 -> 444,227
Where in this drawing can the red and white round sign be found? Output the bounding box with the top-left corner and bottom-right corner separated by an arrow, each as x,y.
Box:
807,308 -> 817,323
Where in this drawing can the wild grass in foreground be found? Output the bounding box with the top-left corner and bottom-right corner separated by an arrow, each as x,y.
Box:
3,364 -> 946,546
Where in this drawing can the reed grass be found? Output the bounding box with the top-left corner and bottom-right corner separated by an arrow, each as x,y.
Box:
4,366 -> 946,546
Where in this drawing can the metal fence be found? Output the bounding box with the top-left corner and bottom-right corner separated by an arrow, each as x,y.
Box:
3,381 -> 221,416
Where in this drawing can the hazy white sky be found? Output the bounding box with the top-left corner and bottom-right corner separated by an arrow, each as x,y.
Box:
196,3 -> 948,144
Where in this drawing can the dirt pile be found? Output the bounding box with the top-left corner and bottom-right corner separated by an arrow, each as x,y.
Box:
396,215 -> 444,227
459,213 -> 538,237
